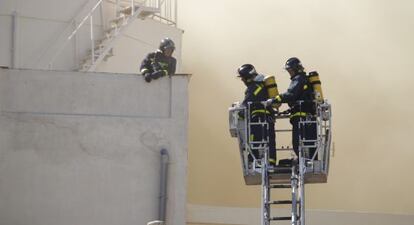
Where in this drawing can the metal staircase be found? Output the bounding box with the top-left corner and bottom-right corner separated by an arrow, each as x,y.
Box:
44,0 -> 177,72
79,3 -> 159,71
229,101 -> 332,225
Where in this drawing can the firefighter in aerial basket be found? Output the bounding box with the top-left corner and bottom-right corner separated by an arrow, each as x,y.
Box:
266,57 -> 318,161
237,64 -> 277,166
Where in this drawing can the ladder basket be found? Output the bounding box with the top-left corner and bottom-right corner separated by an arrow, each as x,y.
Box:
228,100 -> 332,185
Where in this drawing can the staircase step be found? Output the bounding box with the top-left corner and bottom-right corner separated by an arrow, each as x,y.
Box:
119,5 -> 139,15
80,55 -> 98,66
268,200 -> 292,205
270,217 -> 291,221
80,64 -> 90,71
139,7 -> 160,17
104,26 -> 118,34
119,5 -> 159,17
270,184 -> 291,189
87,44 -> 105,54
86,50 -> 102,57
110,15 -> 126,25
94,37 -> 110,47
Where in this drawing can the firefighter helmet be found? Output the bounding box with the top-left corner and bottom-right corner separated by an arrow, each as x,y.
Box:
285,57 -> 304,72
237,64 -> 257,79
159,38 -> 175,52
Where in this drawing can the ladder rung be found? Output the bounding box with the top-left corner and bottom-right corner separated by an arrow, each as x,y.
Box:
268,200 -> 292,205
275,148 -> 294,151
271,217 -> 291,221
270,184 -> 291,189
268,167 -> 292,173
275,129 -> 292,132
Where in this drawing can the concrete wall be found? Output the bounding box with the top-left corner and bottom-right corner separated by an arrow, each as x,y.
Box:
0,68 -> 190,225
0,0 -> 183,72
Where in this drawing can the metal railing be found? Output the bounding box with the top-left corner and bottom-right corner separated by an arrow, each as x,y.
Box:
151,0 -> 177,26
33,0 -> 99,69
106,0 -> 177,26
47,0 -> 177,70
228,100 -> 332,178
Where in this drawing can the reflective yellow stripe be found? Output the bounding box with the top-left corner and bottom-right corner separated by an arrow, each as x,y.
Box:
252,109 -> 270,115
269,158 -> 276,163
163,70 -> 168,76
290,112 -> 308,118
275,95 -> 282,102
253,85 -> 263,96
303,85 -> 308,90
250,134 -> 254,141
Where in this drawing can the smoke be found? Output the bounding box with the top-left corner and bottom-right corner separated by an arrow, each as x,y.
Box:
180,0 -> 414,213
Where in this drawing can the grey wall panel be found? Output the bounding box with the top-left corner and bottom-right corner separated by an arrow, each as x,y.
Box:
0,69 -> 171,118
0,68 -> 189,225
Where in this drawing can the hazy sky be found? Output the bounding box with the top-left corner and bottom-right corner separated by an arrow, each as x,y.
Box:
178,0 -> 414,214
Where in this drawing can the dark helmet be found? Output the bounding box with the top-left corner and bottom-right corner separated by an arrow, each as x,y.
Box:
159,38 -> 175,52
285,57 -> 304,72
237,64 -> 258,79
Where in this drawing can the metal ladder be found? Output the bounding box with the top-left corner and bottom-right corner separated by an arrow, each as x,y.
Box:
229,100 -> 332,225
248,109 -> 309,225
260,148 -> 306,225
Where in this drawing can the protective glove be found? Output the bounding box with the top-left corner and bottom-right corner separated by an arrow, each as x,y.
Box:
264,98 -> 275,107
144,73 -> 152,83
238,111 -> 245,120
151,70 -> 165,79
264,95 -> 282,107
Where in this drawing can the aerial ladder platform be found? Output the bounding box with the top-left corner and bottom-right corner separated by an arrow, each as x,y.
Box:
229,100 -> 332,225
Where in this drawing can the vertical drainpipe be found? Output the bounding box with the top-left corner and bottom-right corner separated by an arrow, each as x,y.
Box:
11,11 -> 18,69
159,148 -> 169,223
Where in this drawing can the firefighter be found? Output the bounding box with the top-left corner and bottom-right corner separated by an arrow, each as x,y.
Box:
266,57 -> 317,160
140,38 -> 177,83
238,64 -> 276,166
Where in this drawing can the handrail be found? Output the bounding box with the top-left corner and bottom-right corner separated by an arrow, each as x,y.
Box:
47,0 -> 176,69
69,0 -> 104,40
152,14 -> 175,25
34,0 -> 96,68
48,0 -> 105,69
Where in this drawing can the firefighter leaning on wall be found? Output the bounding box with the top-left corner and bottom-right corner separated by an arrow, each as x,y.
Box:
140,38 -> 177,83
238,64 -> 277,166
266,57 -> 317,160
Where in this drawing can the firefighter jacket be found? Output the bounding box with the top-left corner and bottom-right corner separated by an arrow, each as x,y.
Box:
279,72 -> 315,116
242,79 -> 275,118
140,50 -> 177,76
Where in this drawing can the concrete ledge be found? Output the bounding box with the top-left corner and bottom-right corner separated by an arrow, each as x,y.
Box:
0,69 -> 192,118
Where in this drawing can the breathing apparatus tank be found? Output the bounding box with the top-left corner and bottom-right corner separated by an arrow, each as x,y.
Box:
264,76 -> 281,108
308,71 -> 324,102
